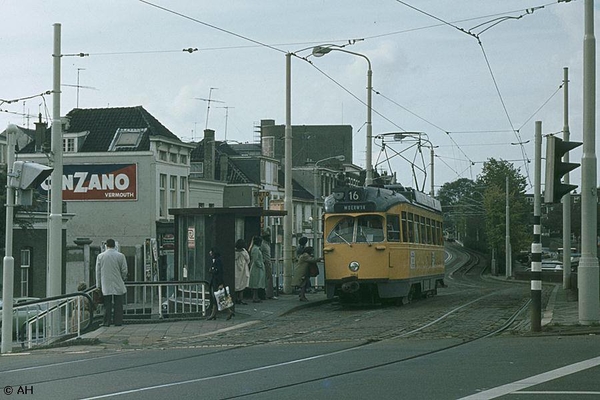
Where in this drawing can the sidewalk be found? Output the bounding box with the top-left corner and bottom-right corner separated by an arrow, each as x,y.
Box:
58,291 -> 330,353
24,283 -> 599,354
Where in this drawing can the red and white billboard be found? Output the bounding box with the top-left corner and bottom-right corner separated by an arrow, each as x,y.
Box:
40,164 -> 138,201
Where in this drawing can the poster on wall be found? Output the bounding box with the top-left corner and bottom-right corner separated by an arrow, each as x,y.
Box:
187,227 -> 195,249
39,164 -> 137,201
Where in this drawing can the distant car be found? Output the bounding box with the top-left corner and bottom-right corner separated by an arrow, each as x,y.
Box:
0,297 -> 47,340
525,261 -> 563,272
541,261 -> 563,272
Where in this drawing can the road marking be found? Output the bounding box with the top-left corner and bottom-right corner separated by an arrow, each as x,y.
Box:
458,355 -> 600,399
517,391 -> 600,395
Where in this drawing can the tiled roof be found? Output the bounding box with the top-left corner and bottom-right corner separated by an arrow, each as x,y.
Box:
19,106 -> 181,153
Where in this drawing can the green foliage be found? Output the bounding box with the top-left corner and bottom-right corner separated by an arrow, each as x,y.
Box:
438,158 -> 531,266
478,158 -> 530,260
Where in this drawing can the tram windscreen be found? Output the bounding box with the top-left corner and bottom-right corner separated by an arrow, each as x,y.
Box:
326,215 -> 384,244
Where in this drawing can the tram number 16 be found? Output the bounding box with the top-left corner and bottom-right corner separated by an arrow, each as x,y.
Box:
347,190 -> 362,202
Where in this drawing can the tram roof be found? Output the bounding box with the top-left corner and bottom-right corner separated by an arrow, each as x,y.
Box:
324,184 -> 442,213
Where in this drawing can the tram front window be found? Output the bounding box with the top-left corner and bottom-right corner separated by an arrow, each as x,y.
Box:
326,215 -> 384,244
327,217 -> 354,244
356,215 -> 384,243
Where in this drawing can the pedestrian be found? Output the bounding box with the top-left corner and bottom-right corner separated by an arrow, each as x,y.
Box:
70,282 -> 91,332
261,229 -> 277,299
206,248 -> 235,320
296,236 -> 308,260
293,246 -> 317,302
295,236 -> 312,293
234,239 -> 250,305
248,236 -> 265,303
96,239 -> 128,327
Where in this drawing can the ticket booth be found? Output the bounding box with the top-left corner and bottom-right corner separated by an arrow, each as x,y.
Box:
169,207 -> 286,291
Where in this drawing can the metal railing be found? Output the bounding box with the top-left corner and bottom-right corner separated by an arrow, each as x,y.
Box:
6,281 -> 209,351
122,280 -> 209,320
6,293 -> 94,350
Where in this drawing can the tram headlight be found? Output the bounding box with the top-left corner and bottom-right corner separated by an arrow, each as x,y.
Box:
348,261 -> 360,272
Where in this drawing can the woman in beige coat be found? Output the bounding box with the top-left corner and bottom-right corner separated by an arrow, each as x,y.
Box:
234,239 -> 250,305
292,246 -> 316,302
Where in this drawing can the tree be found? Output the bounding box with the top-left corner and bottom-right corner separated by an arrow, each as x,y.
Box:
477,158 -> 530,271
437,178 -> 486,250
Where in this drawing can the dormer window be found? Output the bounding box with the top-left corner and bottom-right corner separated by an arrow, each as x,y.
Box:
62,131 -> 89,153
108,128 -> 146,151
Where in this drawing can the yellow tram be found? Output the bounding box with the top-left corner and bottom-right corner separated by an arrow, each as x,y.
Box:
322,184 -> 445,304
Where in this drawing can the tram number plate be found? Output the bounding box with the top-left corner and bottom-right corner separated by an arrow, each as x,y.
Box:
347,190 -> 363,201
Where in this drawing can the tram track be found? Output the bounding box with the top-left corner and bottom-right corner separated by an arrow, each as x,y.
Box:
2,244 -> 540,399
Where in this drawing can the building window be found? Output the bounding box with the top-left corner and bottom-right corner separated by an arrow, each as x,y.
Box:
20,249 -> 30,297
159,151 -> 167,161
170,175 -> 177,209
170,153 -> 178,163
180,177 -> 187,208
63,138 -> 76,153
190,162 -> 204,178
180,154 -> 188,165
159,174 -> 167,217
108,128 -> 146,151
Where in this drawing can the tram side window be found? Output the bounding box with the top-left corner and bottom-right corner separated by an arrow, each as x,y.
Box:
408,213 -> 415,243
356,215 -> 384,243
327,217 -> 355,243
387,214 -> 400,242
426,218 -> 432,244
432,219 -> 439,245
401,211 -> 409,242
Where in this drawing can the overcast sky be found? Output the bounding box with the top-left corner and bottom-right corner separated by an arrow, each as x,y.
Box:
0,1 -> 596,192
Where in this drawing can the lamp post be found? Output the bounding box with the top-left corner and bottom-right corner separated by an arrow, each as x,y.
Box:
313,155 -> 345,257
312,45 -> 373,186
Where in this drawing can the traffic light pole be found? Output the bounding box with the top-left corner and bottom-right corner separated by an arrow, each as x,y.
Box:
562,67 -> 572,290
1,126 -> 17,353
531,122 -> 542,332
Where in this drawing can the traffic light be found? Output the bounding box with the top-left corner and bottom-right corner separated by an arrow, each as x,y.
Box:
544,135 -> 582,203
9,161 -> 53,189
8,161 -> 53,206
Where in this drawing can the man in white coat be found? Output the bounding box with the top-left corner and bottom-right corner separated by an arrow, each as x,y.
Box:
96,239 -> 128,326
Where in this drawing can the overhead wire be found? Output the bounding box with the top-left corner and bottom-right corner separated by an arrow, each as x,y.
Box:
390,1 -> 571,189
136,0 -> 567,189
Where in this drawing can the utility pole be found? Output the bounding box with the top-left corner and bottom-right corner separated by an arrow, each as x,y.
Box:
562,67 -> 572,290
578,0 -> 600,324
48,23 -> 63,298
505,175 -> 512,278
283,53 -> 293,294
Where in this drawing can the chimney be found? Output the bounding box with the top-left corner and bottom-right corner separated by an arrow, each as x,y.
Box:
219,153 -> 229,182
203,129 -> 215,180
34,113 -> 47,153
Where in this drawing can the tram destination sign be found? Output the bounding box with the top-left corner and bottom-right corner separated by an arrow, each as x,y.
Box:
334,202 -> 376,212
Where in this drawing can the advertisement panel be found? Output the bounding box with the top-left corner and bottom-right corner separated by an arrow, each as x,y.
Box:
39,164 -> 137,201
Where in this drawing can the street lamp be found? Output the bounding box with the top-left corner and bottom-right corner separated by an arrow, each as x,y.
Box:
312,45 -> 373,186
313,155 -> 345,257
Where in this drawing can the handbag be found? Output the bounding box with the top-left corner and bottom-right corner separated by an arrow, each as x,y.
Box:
214,286 -> 234,311
309,262 -> 319,277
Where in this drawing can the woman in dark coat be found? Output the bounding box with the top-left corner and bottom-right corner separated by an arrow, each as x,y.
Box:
206,248 -> 234,320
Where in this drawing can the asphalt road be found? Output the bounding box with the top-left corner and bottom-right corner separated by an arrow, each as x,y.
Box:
1,335 -> 598,399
